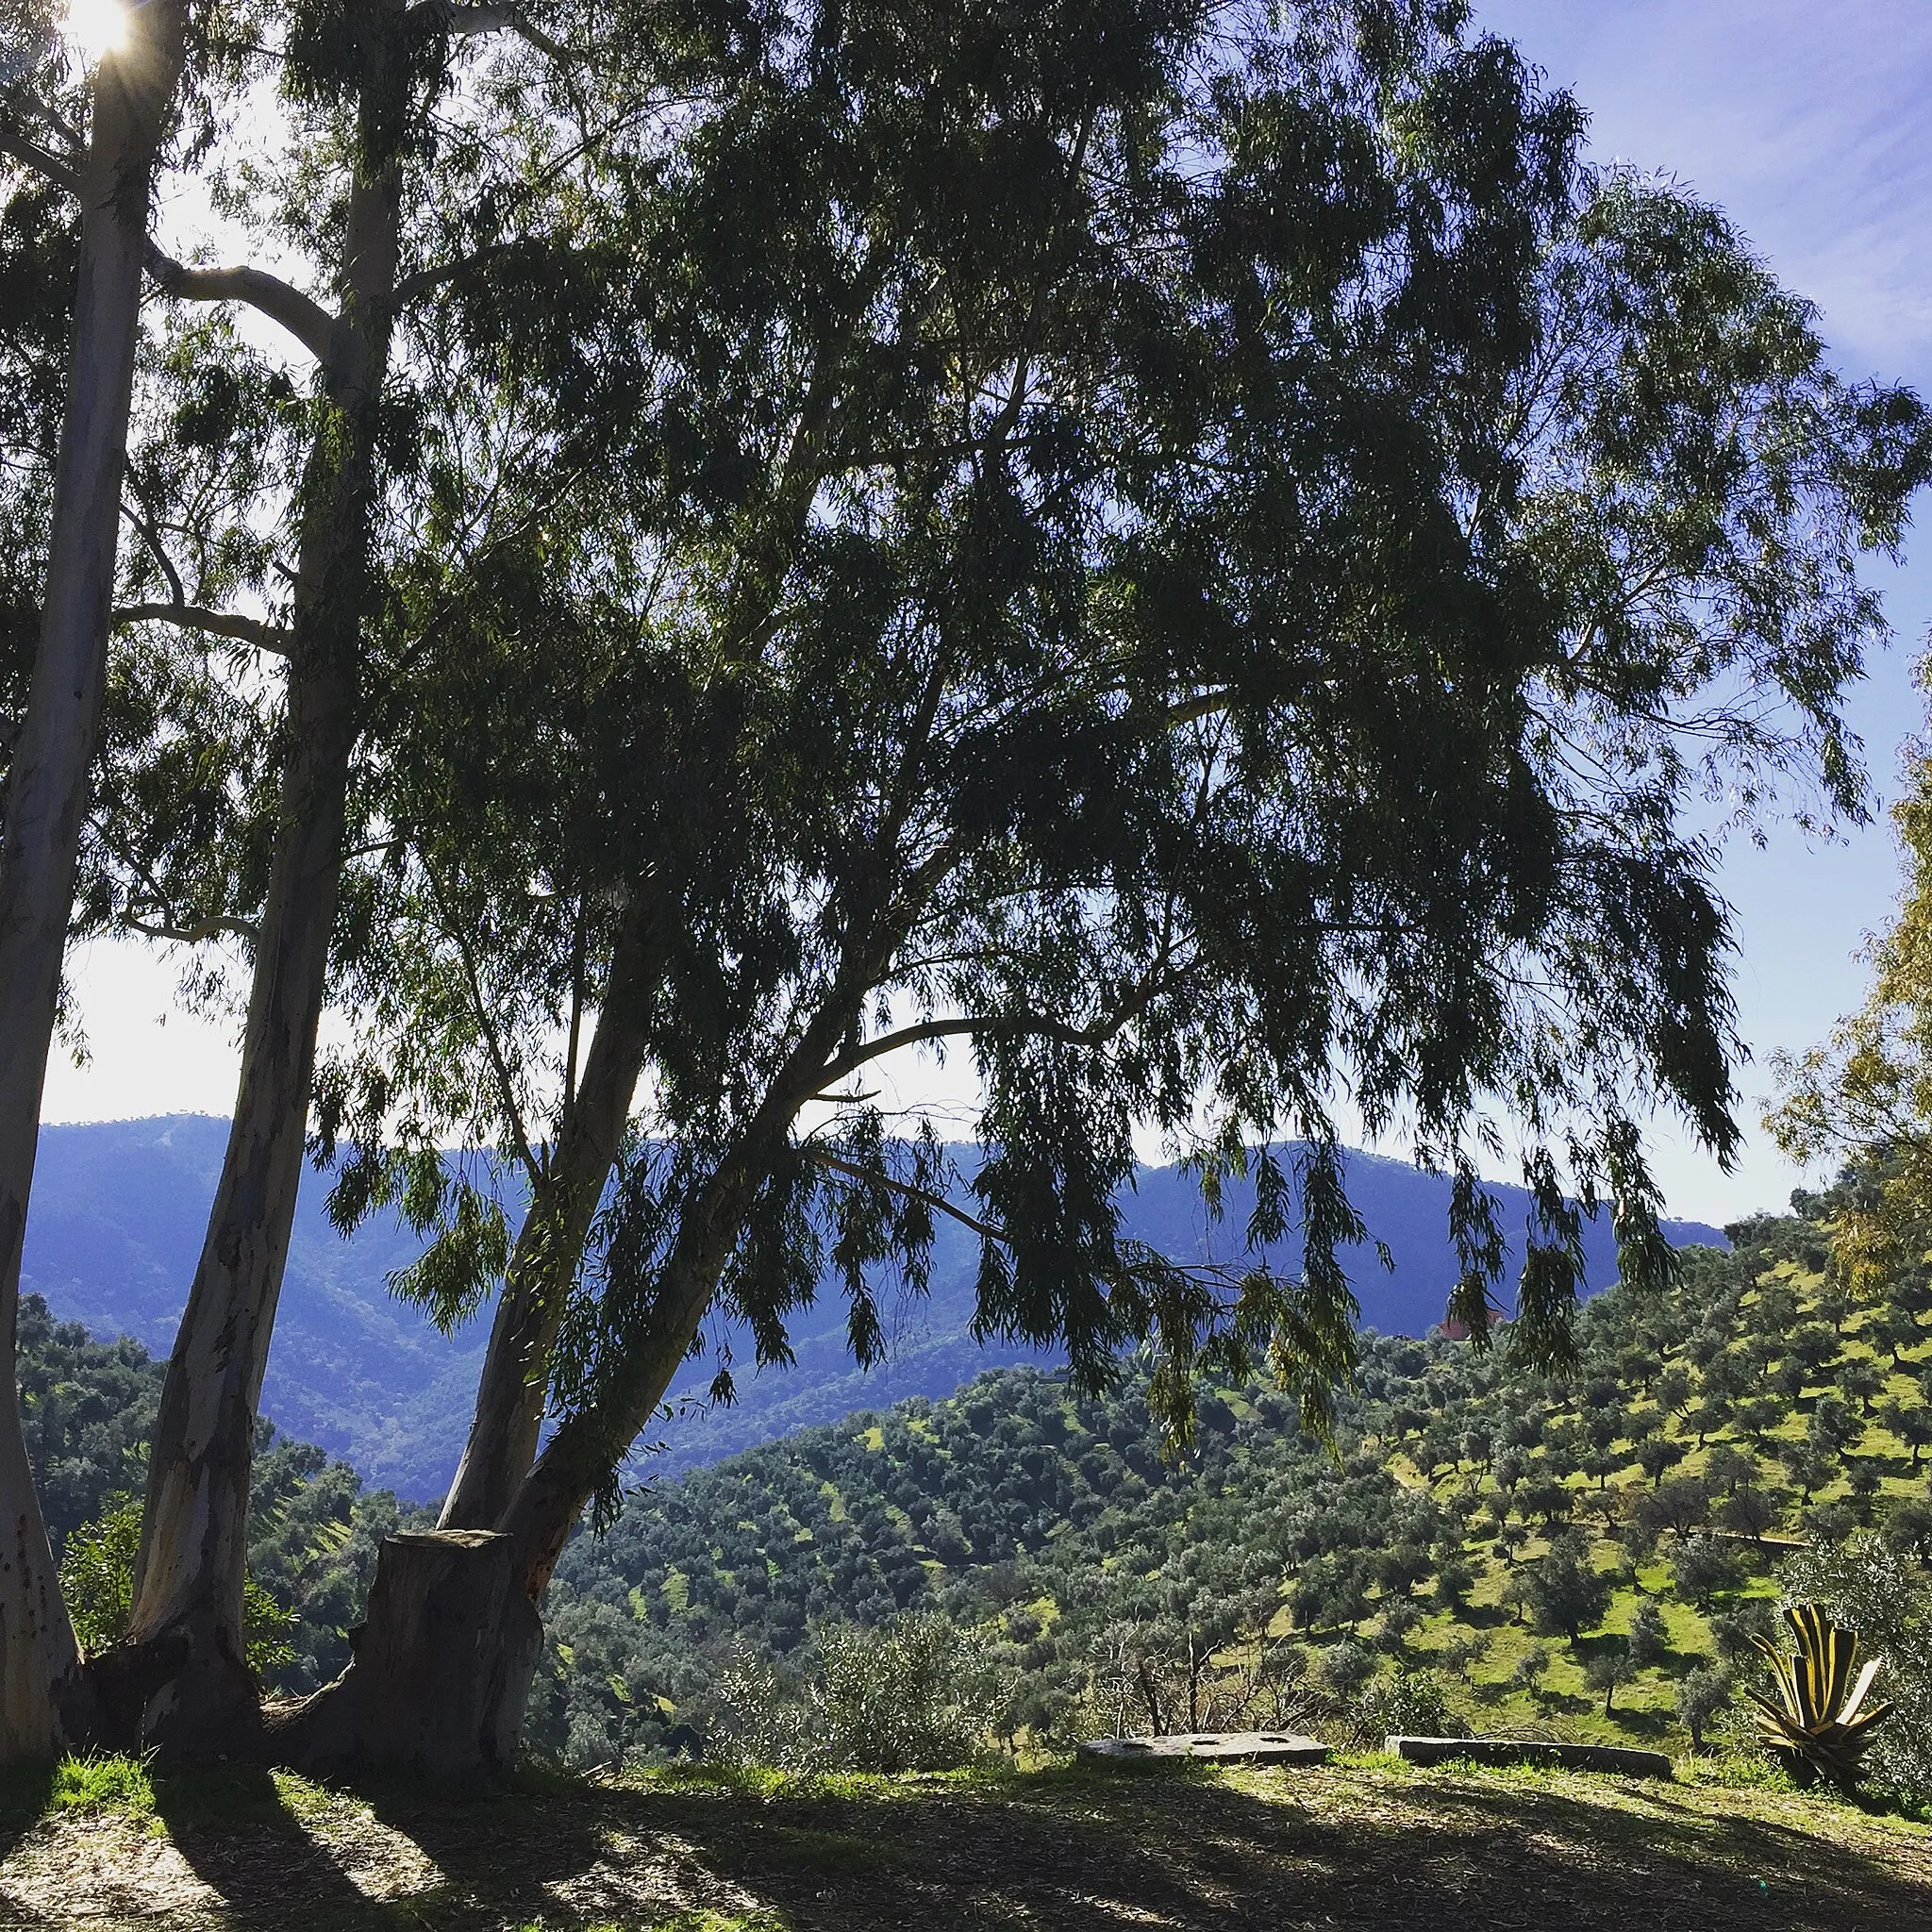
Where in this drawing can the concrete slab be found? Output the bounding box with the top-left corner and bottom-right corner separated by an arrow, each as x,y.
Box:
1078,1731 -> 1331,1766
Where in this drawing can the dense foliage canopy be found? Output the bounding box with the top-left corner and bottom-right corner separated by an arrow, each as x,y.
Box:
3,0 -> 1930,1767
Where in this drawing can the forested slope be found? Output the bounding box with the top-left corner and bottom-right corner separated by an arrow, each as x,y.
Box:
21,1119 -> 1724,1497
37,1183 -> 1913,1788
17,1296 -> 408,1695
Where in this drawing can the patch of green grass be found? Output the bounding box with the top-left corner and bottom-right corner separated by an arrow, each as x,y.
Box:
269,1768 -> 347,1824
48,1751 -> 154,1820
1678,1748 -> 1801,1795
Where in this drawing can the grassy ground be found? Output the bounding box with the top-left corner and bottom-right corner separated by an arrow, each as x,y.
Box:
4,1752 -> 1931,1931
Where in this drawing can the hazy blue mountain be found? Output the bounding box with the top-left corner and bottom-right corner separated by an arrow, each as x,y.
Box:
22,1116 -> 1724,1498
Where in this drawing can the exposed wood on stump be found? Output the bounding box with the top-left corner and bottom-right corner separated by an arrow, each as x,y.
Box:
281,1531 -> 541,1775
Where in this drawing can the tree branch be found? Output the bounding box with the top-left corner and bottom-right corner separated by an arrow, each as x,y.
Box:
424,864 -> 545,1191
145,247 -> 337,362
119,497 -> 188,608
811,958 -> 1189,1093
122,912 -> 260,946
801,1145 -> 1008,1247
0,121 -> 80,197
435,2 -> 574,59
112,603 -> 292,656
391,240 -> 527,308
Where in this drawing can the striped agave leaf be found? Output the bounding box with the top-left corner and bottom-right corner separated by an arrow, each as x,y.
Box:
1746,1603 -> 1893,1790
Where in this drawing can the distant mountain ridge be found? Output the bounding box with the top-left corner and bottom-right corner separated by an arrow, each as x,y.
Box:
21,1116 -> 1725,1499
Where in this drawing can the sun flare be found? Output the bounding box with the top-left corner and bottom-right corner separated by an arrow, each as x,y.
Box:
63,0 -> 129,63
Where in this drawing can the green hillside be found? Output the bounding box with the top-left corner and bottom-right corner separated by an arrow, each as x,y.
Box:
19,1120 -> 1722,1498
35,1184 -> 1932,1797
17,1296 -> 411,1696
532,1196 -> 1932,1773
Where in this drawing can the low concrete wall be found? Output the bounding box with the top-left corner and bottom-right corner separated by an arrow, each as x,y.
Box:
1389,1735 -> 1673,1778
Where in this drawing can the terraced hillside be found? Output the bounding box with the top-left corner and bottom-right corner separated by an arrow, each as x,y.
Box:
531,1201 -> 1932,1772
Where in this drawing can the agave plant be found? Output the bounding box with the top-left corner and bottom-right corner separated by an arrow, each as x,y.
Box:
1746,1603 -> 1893,1790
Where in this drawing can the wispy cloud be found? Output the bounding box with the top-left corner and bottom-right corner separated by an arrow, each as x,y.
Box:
1481,0 -> 1932,375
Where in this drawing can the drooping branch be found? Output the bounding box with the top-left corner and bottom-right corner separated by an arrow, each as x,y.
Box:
809,955 -> 1189,1093
391,241 -> 527,309
112,603 -> 292,656
801,1143 -> 1008,1245
122,911 -> 261,946
423,864 -> 545,1191
144,247 -> 337,362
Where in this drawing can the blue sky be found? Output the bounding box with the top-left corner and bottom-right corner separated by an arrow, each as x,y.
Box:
39,2 -> 1932,1226
1468,1 -> 1932,1220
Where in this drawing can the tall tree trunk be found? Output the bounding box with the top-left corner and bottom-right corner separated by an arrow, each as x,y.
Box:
439,897 -> 662,1530
352,1012 -> 862,1771
497,1012 -> 854,1600
107,3 -> 408,1757
290,1105 -> 789,1775
0,5 -> 187,1761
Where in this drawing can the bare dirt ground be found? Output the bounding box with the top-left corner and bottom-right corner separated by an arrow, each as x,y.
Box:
4,1756 -> 1930,1932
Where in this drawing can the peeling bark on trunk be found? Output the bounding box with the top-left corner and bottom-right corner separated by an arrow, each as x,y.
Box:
0,8 -> 186,1761
275,1531 -> 541,1775
439,900 -> 661,1531
112,4 -> 407,1757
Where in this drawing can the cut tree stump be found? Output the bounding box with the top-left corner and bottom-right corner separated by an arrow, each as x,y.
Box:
276,1530 -> 541,1775
1078,1731 -> 1331,1766
1388,1735 -> 1673,1777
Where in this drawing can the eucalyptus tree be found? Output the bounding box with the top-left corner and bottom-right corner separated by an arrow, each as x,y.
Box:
5,0 -> 647,1751
0,0 -> 192,1757
287,0 -> 1927,1768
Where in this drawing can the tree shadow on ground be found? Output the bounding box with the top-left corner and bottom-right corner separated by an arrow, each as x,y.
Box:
0,1762 -> 376,1930
174,1758 -> 1932,1932
5,1757 -> 1927,1930
150,1764 -> 378,1924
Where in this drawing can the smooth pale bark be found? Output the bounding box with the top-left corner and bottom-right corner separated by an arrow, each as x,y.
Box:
439,899 -> 662,1530
118,2 -> 407,1755
0,6 -> 187,1760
